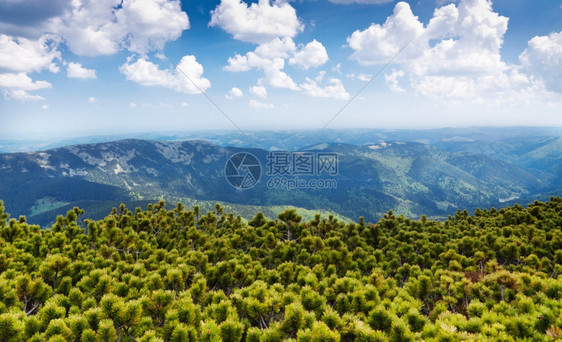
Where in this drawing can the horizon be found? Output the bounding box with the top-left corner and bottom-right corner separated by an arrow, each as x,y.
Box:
2,125 -> 562,154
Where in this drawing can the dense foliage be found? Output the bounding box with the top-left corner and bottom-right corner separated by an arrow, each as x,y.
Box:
0,198 -> 561,341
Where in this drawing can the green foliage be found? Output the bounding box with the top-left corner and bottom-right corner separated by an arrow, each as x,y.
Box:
219,317 -> 244,342
96,319 -> 117,342
0,312 -> 24,342
0,198 -> 561,340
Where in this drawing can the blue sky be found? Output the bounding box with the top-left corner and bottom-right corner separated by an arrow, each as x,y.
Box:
0,0 -> 561,140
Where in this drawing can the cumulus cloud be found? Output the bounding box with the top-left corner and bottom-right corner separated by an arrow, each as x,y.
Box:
254,37 -> 296,59
67,62 -> 97,79
224,38 -> 297,71
289,40 -> 329,70
0,72 -> 52,101
347,0 -> 555,101
0,34 -> 60,73
209,0 -> 303,44
249,99 -> 274,109
250,85 -> 268,98
54,0 -> 124,56
88,96 -> 97,103
0,72 -> 52,91
213,1 -> 339,98
519,31 -> 562,93
226,87 -> 243,99
4,0 -> 188,57
0,0 -> 191,99
264,60 -> 300,90
6,89 -> 45,101
384,69 -> 405,92
120,55 -> 211,94
224,44 -> 300,90
300,72 -> 350,100
348,2 -> 425,65
119,0 -> 190,54
52,0 -> 189,56
224,38 -> 295,72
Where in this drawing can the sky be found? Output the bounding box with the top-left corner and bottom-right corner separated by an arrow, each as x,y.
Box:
0,0 -> 561,140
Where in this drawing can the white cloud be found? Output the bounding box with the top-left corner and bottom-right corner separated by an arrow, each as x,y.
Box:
224,54 -> 252,72
224,38 -> 296,72
263,59 -> 300,90
348,2 -> 425,65
67,62 -> 97,79
209,0 -> 303,44
249,99 -> 274,109
214,1 -> 334,97
5,89 -> 45,101
0,72 -> 52,101
226,87 -> 243,99
0,0 -> 190,100
384,69 -> 405,92
0,34 -> 60,73
519,31 -> 562,93
0,34 -> 60,100
300,72 -> 350,100
347,73 -> 373,81
88,96 -> 97,103
225,46 -> 300,90
129,102 -> 137,108
120,55 -> 211,94
55,0 -> 124,56
289,39 -> 329,70
347,0 -> 555,101
413,75 -> 476,100
181,102 -> 189,107
0,73 -> 52,90
55,0 -> 189,56
41,104 -> 49,110
119,0 -> 190,54
250,85 -> 268,98
254,37 -> 296,59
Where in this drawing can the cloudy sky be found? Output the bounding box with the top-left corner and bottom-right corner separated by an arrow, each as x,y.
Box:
0,0 -> 561,140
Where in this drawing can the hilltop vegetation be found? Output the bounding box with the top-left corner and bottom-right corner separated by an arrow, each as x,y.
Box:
0,198 -> 561,341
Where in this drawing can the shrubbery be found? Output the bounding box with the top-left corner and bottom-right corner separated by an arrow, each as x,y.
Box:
0,198 -> 561,341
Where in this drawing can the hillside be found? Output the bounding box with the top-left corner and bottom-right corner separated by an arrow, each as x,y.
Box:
0,139 -> 550,225
0,199 -> 560,341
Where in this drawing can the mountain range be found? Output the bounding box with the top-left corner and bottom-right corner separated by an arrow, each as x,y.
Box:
1,127 -> 560,225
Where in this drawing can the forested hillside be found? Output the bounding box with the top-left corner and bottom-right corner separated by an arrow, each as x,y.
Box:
0,138 -> 551,225
0,198 -> 561,341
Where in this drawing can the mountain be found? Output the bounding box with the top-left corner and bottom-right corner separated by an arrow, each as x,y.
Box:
0,137 -> 553,225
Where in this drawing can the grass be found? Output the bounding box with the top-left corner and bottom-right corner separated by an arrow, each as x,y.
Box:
30,197 -> 69,216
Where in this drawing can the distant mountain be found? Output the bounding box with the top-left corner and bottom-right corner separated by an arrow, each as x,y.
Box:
3,126 -> 562,153
434,135 -> 562,187
1,136 -> 554,225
